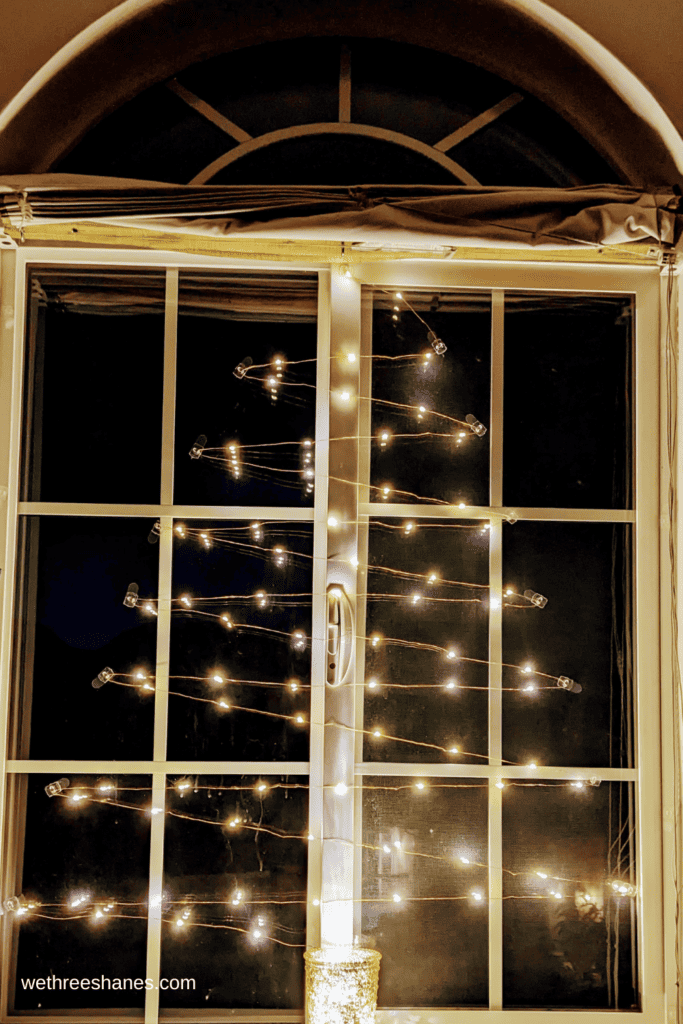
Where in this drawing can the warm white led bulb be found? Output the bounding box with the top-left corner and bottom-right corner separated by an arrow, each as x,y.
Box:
414,781 -> 425,791
373,729 -> 382,738
327,515 -> 339,528
448,746 -> 459,755
334,782 -> 348,796
392,893 -> 402,903
495,780 -> 505,789
460,856 -> 470,864
212,674 -> 224,684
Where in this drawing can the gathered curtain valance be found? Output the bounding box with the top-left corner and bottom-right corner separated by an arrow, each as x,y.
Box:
0,175 -> 681,258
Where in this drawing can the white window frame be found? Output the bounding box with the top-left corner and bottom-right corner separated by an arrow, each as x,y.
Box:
0,246 -> 675,1024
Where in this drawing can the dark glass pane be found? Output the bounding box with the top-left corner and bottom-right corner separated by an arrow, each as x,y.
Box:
56,40 -> 616,188
363,518 -> 489,764
167,520 -> 312,760
174,272 -> 318,507
14,517 -> 157,760
22,268 -> 165,503
503,782 -> 638,1009
502,522 -> 632,768
503,294 -> 632,509
12,774 -> 150,1010
160,774 -> 307,1008
371,290 -> 490,507
362,775 -> 488,1006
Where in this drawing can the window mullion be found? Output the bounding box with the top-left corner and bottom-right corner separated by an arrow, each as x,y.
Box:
307,269 -> 332,949
320,271 -> 362,947
488,289 -> 505,1010
143,267 -> 178,1021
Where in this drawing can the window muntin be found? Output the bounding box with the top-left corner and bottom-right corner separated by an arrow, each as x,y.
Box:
1,255 -> 664,1022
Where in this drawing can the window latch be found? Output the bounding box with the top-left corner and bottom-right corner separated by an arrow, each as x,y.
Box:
327,584 -> 354,687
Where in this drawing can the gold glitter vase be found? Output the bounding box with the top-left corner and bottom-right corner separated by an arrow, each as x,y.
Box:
304,947 -> 381,1024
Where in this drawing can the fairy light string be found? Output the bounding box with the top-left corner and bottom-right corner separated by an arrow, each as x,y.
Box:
12,308 -> 636,982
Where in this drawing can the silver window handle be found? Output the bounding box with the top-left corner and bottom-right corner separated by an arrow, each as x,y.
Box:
327,583 -> 354,686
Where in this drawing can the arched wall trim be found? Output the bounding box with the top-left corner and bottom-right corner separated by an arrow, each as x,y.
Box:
0,0 -> 681,188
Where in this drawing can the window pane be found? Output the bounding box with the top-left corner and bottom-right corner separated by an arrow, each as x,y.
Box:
502,522 -> 632,768
362,775 -> 488,1006
370,290 -> 491,506
13,517 -> 158,760
167,520 -> 312,760
174,272 -> 318,507
11,774 -> 150,1010
503,294 -> 632,510
503,782 -> 637,1008
160,774 -> 308,1008
22,268 -> 166,504
363,518 -> 489,764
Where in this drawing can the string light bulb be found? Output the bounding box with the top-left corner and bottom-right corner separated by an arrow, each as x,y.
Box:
557,675 -> 582,694
334,783 -> 348,796
233,355 -> 253,379
45,777 -> 70,797
524,589 -> 548,609
291,630 -> 307,652
610,879 -> 637,897
427,329 -> 447,356
465,414 -> 487,437
91,666 -> 114,690
189,434 -> 207,460
123,582 -> 139,608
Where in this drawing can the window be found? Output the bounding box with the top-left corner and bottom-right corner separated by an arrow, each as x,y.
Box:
0,251 -> 668,1023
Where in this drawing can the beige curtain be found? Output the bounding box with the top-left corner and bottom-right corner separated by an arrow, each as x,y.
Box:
1,176 -> 680,252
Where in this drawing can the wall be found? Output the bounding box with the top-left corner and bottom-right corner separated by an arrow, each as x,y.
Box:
0,0 -> 681,138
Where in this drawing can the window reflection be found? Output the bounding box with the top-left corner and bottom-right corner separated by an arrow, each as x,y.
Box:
174,272 -> 318,507
370,290 -> 491,506
168,520 -> 313,761
12,774 -> 151,1011
160,775 -> 307,1009
362,776 -> 488,1006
